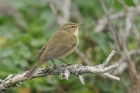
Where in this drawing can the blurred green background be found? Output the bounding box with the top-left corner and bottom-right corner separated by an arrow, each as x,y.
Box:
0,0 -> 139,93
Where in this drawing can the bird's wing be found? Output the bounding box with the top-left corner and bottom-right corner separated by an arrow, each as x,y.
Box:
31,43 -> 47,61
42,31 -> 77,61
44,42 -> 77,61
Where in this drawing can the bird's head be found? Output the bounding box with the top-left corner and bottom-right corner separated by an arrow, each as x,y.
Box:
58,23 -> 82,35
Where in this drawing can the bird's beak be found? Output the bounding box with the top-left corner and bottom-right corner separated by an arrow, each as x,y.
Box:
77,24 -> 83,27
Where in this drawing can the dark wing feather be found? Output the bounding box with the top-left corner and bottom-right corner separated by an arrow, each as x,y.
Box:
31,43 -> 47,61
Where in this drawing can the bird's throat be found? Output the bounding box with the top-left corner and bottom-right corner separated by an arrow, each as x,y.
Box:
73,29 -> 78,36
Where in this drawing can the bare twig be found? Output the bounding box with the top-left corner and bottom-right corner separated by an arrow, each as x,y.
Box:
0,50 -> 119,92
95,5 -> 140,33
103,73 -> 120,81
102,50 -> 116,67
99,0 -> 139,93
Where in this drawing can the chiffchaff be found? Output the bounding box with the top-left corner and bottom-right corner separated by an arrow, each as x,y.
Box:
24,23 -> 82,79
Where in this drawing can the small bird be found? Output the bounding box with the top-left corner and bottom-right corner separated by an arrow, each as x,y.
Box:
24,23 -> 82,79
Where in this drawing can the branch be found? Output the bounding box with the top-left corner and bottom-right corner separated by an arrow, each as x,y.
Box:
0,50 -> 119,92
95,5 -> 140,33
99,1 -> 139,93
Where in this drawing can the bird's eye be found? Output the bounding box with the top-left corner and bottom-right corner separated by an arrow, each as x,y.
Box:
71,26 -> 74,28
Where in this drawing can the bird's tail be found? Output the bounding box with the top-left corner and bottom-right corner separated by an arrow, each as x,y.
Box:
24,65 -> 40,79
24,58 -> 44,79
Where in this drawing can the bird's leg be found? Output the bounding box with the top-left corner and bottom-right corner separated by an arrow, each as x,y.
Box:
51,59 -> 57,67
59,59 -> 71,65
